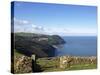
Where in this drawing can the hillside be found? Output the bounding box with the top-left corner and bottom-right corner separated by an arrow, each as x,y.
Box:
13,32 -> 66,57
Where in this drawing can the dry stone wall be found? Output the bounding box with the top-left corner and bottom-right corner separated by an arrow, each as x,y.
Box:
13,55 -> 97,73
14,56 -> 32,73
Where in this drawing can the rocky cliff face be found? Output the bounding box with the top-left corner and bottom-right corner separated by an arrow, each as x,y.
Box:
14,33 -> 66,57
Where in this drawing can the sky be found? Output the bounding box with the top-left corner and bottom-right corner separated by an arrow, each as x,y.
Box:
12,1 -> 97,36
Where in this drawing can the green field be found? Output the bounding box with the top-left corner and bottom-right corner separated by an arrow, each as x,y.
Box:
13,50 -> 97,73
36,57 -> 97,72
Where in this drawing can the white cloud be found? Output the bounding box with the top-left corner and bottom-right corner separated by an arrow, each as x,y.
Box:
32,25 -> 44,31
14,18 -> 31,26
13,18 -> 46,34
43,27 -> 97,36
13,18 -> 97,36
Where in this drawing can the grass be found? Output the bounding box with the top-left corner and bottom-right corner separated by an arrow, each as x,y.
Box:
68,64 -> 97,70
43,64 -> 97,72
36,57 -> 97,72
13,50 -> 97,72
14,49 -> 24,57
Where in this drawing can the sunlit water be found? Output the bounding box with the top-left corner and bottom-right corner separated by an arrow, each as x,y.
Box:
55,36 -> 97,56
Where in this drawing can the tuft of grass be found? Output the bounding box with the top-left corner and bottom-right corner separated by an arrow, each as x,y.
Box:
68,64 -> 97,70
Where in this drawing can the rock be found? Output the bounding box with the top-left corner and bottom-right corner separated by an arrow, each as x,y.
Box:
59,56 -> 72,69
14,56 -> 32,73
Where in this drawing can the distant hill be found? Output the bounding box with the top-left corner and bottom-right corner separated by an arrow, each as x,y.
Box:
13,32 -> 66,58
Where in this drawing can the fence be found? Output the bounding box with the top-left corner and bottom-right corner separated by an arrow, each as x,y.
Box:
14,55 -> 97,73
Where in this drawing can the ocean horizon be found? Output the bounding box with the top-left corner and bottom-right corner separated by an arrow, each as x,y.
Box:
55,36 -> 97,56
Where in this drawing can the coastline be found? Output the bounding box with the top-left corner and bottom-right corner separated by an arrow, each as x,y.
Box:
52,44 -> 64,49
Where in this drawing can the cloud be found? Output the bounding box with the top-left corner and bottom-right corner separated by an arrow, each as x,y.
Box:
13,18 -> 32,32
14,18 -> 31,26
32,25 -> 44,31
13,18 -> 46,34
13,18 -> 97,36
43,27 -> 97,36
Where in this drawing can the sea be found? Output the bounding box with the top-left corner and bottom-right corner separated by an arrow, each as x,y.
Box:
55,36 -> 97,56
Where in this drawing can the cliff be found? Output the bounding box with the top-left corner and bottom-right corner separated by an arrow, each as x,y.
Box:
13,33 -> 66,57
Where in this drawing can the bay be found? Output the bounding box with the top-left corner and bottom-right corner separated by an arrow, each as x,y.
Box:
55,36 -> 97,56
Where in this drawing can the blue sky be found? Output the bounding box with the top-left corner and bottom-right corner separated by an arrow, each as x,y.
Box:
12,1 -> 97,36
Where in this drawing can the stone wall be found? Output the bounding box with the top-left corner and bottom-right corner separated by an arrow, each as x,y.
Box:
13,55 -> 97,73
59,56 -> 97,69
14,56 -> 32,73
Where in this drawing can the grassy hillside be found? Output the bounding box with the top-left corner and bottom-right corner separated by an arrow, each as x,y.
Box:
13,32 -> 66,57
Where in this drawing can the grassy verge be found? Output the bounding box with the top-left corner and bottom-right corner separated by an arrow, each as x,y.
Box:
36,57 -> 97,72
13,51 -> 97,72
68,64 -> 97,70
